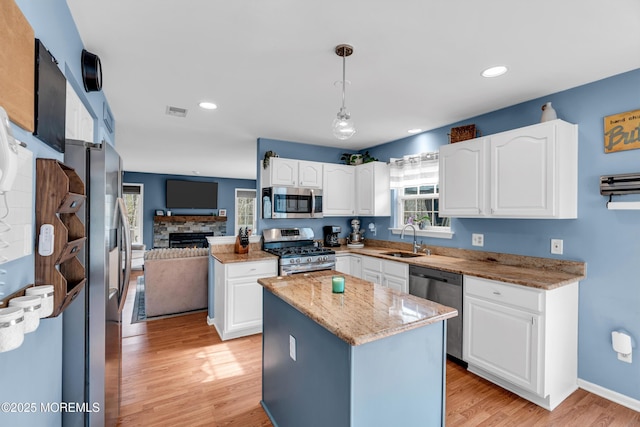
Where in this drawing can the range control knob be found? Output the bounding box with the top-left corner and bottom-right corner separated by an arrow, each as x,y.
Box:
307,257 -> 312,263
295,258 -> 301,264
289,259 -> 295,264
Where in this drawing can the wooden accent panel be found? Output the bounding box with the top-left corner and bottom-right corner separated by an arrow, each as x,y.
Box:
154,215 -> 227,223
35,159 -> 87,317
0,0 -> 34,131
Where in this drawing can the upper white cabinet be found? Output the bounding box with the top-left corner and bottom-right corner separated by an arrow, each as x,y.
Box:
262,158 -> 323,189
439,120 -> 578,219
439,138 -> 488,216
65,82 -> 94,142
355,162 -> 390,216
323,163 -> 356,216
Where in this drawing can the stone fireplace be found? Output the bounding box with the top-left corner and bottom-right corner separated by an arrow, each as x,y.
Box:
153,215 -> 227,248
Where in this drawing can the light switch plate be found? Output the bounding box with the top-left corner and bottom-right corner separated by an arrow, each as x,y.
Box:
551,239 -> 563,255
472,233 -> 484,247
289,335 -> 296,361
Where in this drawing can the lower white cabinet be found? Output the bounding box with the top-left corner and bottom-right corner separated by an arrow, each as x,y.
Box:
463,276 -> 579,410
335,253 -> 351,275
335,253 -> 363,279
361,256 -> 408,293
213,259 -> 278,340
350,255 -> 362,279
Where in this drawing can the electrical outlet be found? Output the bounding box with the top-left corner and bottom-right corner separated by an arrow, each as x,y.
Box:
551,239 -> 563,255
289,335 -> 296,361
472,233 -> 484,247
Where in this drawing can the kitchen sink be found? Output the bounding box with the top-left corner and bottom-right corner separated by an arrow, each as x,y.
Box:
381,251 -> 424,258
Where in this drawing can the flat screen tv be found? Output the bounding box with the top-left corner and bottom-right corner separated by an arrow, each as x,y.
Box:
166,179 -> 218,209
33,39 -> 66,153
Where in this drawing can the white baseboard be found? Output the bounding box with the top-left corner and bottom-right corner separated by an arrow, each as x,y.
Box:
206,315 -> 215,326
578,378 -> 640,412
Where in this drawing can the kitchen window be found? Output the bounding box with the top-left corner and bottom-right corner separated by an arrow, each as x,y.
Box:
390,152 -> 453,239
235,188 -> 256,232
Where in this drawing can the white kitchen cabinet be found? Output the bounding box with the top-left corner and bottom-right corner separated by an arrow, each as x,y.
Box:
350,255 -> 362,279
355,162 -> 390,216
439,138 -> 488,216
213,259 -> 278,341
439,120 -> 577,219
463,276 -> 579,410
335,253 -> 351,275
262,157 -> 323,188
323,163 -> 356,216
65,82 -> 94,142
361,255 -> 408,293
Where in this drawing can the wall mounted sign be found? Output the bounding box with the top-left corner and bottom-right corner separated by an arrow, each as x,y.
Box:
603,109 -> 640,153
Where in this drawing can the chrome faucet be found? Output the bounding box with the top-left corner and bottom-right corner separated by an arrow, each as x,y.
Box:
400,224 -> 419,253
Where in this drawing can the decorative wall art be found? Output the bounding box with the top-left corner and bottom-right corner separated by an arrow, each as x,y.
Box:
603,108 -> 640,153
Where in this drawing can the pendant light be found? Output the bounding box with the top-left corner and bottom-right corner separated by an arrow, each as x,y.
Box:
332,44 -> 356,140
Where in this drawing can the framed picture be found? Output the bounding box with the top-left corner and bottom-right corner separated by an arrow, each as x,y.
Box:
218,209 -> 227,217
155,210 -> 164,216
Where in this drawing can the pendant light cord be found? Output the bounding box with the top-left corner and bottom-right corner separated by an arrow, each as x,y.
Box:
341,53 -> 347,111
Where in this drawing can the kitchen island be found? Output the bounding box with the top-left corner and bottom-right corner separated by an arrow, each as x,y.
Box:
258,270 -> 458,427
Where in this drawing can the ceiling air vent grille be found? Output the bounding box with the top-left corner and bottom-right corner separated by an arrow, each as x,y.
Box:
166,105 -> 188,118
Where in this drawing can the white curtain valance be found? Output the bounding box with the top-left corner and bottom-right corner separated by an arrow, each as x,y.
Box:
389,151 -> 439,189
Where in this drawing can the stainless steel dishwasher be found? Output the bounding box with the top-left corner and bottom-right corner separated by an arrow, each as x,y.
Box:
409,265 -> 464,364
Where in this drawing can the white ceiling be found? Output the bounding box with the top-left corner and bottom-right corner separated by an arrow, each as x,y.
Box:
66,0 -> 640,180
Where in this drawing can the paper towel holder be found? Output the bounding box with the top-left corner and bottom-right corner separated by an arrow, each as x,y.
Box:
612,330 -> 634,363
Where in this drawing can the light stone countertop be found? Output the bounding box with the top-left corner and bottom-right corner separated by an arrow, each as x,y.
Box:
210,239 -> 586,290
258,270 -> 458,346
337,242 -> 586,290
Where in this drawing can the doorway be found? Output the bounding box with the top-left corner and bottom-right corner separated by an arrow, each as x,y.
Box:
123,183 -> 144,244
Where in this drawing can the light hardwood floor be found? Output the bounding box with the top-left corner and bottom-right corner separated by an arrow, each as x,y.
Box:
118,274 -> 639,426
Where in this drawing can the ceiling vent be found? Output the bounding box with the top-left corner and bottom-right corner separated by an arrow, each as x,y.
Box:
165,105 -> 188,118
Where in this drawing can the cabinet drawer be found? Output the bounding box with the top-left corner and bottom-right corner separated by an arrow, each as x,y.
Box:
227,260 -> 277,278
361,256 -> 382,272
465,276 -> 543,313
383,259 -> 408,278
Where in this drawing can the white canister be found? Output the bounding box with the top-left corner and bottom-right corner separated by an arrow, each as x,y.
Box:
9,295 -> 41,333
26,285 -> 55,318
0,307 -> 25,352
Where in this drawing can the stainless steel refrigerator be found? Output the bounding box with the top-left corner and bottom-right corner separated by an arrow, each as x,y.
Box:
63,140 -> 132,427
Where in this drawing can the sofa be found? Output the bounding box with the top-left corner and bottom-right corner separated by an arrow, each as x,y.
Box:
143,248 -> 209,317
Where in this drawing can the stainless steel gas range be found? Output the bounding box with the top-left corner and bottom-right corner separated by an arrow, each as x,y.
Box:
263,228 -> 336,276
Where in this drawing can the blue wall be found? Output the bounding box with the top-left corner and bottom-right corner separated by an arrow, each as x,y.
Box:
123,171 -> 256,248
260,69 -> 640,403
0,1 -> 115,426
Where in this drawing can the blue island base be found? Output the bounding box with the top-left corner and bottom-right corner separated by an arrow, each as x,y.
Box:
261,290 -> 447,427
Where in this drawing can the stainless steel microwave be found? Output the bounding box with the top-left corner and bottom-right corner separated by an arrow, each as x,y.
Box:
262,187 -> 323,219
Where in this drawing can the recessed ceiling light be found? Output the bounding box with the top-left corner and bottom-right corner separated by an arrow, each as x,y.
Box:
407,128 -> 423,134
199,101 -> 218,110
481,65 -> 508,78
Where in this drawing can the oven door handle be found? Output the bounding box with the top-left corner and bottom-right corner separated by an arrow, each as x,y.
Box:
282,262 -> 336,275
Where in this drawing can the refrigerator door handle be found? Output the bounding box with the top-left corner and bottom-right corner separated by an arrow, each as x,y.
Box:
115,197 -> 132,313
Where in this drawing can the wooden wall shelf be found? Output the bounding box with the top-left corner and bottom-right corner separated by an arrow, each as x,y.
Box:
35,159 -> 87,317
154,215 -> 227,223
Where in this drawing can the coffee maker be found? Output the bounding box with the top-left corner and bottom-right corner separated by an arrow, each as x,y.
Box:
323,225 -> 341,247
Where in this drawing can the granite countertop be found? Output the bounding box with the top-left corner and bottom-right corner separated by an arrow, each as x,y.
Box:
210,249 -> 277,264
338,244 -> 586,290
258,270 -> 458,346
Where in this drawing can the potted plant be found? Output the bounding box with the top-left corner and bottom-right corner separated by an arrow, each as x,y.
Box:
416,215 -> 431,229
340,151 -> 379,165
